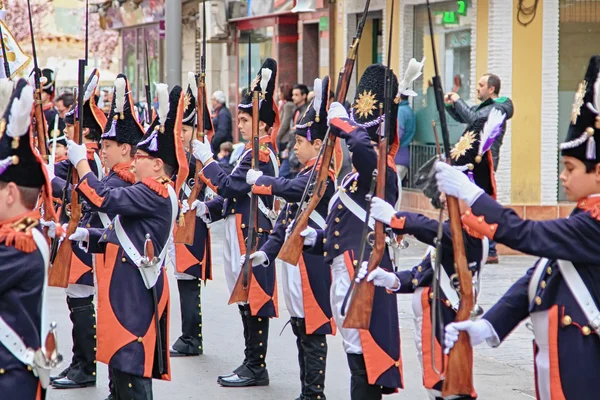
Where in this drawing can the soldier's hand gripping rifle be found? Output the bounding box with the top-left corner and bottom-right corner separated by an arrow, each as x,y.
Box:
174,0 -> 208,245
228,88 -> 260,304
425,1 -> 475,396
48,60 -> 86,288
277,0 -> 371,266
27,0 -> 48,159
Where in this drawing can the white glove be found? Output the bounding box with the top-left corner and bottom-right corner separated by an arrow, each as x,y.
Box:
181,200 -> 190,214
66,140 -> 87,167
191,200 -> 207,217
246,169 -> 263,185
327,101 -> 349,125
68,227 -> 89,242
370,197 -> 397,226
444,319 -> 498,354
192,139 -> 213,165
356,263 -> 400,290
45,162 -> 55,181
300,227 -> 317,247
242,251 -> 269,268
435,161 -> 484,207
40,218 -> 59,239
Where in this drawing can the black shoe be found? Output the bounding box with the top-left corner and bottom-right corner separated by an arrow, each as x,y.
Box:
50,366 -> 70,383
216,364 -> 246,384
170,345 -> 201,357
52,377 -> 96,389
219,371 -> 270,387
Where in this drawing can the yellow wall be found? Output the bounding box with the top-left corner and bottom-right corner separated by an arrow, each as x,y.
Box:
475,0 -> 488,85
357,19 -> 373,80
511,0 -> 543,204
385,0 -> 401,73
333,0 -> 346,90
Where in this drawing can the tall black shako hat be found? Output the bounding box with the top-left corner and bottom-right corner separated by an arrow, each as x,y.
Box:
64,69 -> 107,142
238,58 -> 278,128
350,64 -> 399,143
560,56 -> 600,163
0,79 -> 57,221
101,74 -> 145,145
137,84 -> 189,193
182,72 -> 213,130
295,76 -> 329,142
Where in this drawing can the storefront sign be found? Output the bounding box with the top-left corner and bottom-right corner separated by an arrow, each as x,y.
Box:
105,0 -> 165,30
319,16 -> 328,31
247,0 -> 294,17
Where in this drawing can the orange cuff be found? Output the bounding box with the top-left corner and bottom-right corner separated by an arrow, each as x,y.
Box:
198,172 -> 219,194
78,179 -> 104,207
252,184 -> 273,196
330,118 -> 357,134
390,215 -> 406,230
461,209 -> 497,240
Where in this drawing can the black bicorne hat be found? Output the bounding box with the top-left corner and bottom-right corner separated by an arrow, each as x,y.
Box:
295,76 -> 329,142
238,58 -> 278,128
64,69 -> 107,141
182,72 -> 213,130
351,64 -> 399,143
560,56 -> 600,163
41,68 -> 55,96
101,74 -> 145,145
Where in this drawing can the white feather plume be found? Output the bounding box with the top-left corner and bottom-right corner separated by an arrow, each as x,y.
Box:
260,68 -> 272,95
114,77 -> 126,114
6,85 -> 34,138
398,57 -> 426,97
312,78 -> 322,114
84,74 -> 99,102
188,72 -> 198,101
156,83 -> 169,126
478,108 -> 506,155
593,72 -> 600,114
0,79 -> 13,117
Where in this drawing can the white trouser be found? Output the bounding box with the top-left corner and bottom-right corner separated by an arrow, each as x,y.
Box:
330,254 -> 362,354
223,215 -> 246,305
531,311 -> 551,400
66,283 -> 94,299
395,165 -> 408,210
281,261 -> 304,318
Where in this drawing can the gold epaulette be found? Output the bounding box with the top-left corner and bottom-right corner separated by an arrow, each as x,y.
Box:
0,216 -> 40,253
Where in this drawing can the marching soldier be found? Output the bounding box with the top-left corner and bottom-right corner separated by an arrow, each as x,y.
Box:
64,83 -> 188,399
190,58 -> 279,387
47,114 -> 68,163
358,110 -> 509,399
245,76 -> 335,400
300,64 -> 404,399
0,79 -> 61,398
438,55 -> 600,400
46,69 -> 106,390
169,72 -> 214,358
41,67 -> 58,126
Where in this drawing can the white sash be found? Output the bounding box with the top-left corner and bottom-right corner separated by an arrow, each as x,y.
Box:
309,210 -> 326,229
114,184 -> 178,289
97,212 -> 111,229
93,152 -> 104,180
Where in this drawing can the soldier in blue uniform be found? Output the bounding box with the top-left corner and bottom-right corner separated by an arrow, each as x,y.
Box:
41,67 -> 58,128
299,64 -> 404,399
47,114 -> 68,164
169,72 -> 214,358
438,55 -> 600,400
46,69 -> 107,390
356,108 -> 511,399
190,58 -> 280,387
245,76 -> 335,400
0,79 -> 60,399
64,83 -> 188,399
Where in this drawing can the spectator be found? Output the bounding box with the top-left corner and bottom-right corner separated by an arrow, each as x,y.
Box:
217,141 -> 234,174
307,90 -> 315,103
55,92 -> 74,119
285,84 -> 309,178
445,73 -> 514,264
395,93 -> 417,209
101,89 -> 113,115
277,84 -> 295,177
210,90 -> 233,156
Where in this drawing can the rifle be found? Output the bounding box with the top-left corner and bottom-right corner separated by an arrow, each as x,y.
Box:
342,0 -> 396,329
228,88 -> 260,304
424,1 -> 474,396
174,0 -> 208,245
0,23 -> 10,78
278,0 -> 371,265
48,59 -> 86,288
85,0 -> 89,65
144,42 -> 152,125
27,0 -> 48,159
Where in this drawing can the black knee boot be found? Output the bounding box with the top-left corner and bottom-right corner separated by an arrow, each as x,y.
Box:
110,367 -> 153,400
217,304 -> 250,383
53,295 -> 96,389
294,318 -> 327,400
290,318 -> 306,399
171,279 -> 203,356
220,307 -> 269,387
50,297 -> 77,383
347,353 -> 382,400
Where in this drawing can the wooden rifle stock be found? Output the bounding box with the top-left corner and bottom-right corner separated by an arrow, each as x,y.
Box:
174,73 -> 206,245
229,90 -> 260,304
33,89 -> 48,158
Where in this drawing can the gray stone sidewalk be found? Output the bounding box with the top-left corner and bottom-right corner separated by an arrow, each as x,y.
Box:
47,221 -> 537,399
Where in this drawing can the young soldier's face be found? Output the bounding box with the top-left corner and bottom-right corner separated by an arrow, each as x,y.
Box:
238,112 -> 252,142
65,124 -> 74,140
102,139 -> 129,170
181,125 -> 194,150
132,150 -> 157,182
55,144 -> 67,159
294,134 -> 321,165
560,156 -> 600,201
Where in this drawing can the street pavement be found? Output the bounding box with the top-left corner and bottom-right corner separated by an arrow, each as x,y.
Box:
47,220 -> 537,399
